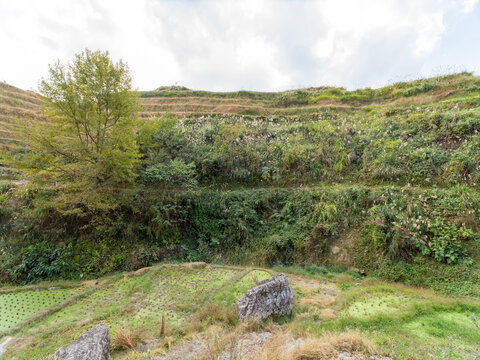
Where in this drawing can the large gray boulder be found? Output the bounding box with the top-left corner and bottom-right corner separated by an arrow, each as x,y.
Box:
236,274 -> 293,321
53,324 -> 110,360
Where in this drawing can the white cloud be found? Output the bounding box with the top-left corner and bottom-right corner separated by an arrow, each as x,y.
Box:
0,0 -> 478,91
414,12 -> 445,57
462,0 -> 478,12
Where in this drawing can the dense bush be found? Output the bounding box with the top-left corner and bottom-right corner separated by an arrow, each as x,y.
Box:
142,159 -> 197,187
414,219 -> 476,264
1,182 -> 478,288
364,187 -> 479,263
130,105 -> 480,186
14,241 -> 78,283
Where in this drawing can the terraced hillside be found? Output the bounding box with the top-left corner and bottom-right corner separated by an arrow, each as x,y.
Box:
2,73 -> 480,288
0,83 -> 43,149
1,263 -> 479,359
0,83 -> 43,178
138,72 -> 480,118
2,72 -> 479,140
4,71 -> 478,134
1,73 -> 480,359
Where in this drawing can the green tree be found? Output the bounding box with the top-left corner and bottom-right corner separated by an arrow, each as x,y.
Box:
12,49 -> 140,214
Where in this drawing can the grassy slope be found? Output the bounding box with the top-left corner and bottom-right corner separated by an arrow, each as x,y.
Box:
0,83 -> 44,178
0,264 -> 479,359
138,72 -> 480,117
4,72 -> 477,130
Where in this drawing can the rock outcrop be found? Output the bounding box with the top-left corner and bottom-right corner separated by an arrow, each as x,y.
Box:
236,274 -> 293,321
53,324 -> 110,360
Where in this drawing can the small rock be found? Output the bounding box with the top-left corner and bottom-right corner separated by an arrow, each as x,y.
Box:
52,324 -> 110,360
236,274 -> 293,321
331,246 -> 341,255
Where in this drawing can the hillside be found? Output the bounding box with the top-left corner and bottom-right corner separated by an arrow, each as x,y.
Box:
0,73 -> 480,359
138,73 -> 479,118
0,83 -> 43,178
0,73 -> 479,285
3,72 -> 480,186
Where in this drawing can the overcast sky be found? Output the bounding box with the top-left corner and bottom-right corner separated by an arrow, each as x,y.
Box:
1,0 -> 479,92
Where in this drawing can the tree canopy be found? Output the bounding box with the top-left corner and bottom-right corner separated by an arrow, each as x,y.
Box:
11,49 -> 140,214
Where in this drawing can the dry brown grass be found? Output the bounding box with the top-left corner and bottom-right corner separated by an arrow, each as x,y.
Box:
389,93 -> 441,107
75,317 -> 92,327
200,321 -> 277,359
188,322 -> 374,360
111,328 -> 141,351
318,308 -> 337,321
299,295 -> 336,308
0,84 -> 44,161
256,330 -> 375,360
133,266 -> 153,277
182,261 -> 208,269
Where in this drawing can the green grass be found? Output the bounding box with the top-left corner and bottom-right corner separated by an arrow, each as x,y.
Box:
364,310 -> 480,359
214,269 -> 272,307
3,265 -> 242,359
0,288 -> 77,332
397,312 -> 480,358
325,283 -> 480,359
1,265 -> 480,360
345,293 -> 416,319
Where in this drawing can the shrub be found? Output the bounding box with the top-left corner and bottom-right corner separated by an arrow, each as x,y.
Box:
142,159 -> 197,187
413,219 -> 475,264
303,264 -> 328,275
14,241 -> 78,283
276,90 -> 310,106
111,328 -> 141,350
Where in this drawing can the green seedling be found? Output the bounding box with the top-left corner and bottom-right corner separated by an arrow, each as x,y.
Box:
0,289 -> 75,332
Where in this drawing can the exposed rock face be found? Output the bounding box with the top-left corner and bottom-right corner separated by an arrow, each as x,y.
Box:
236,274 -> 293,321
53,324 -> 110,360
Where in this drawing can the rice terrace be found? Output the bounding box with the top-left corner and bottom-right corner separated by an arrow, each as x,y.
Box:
1,1 -> 480,359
